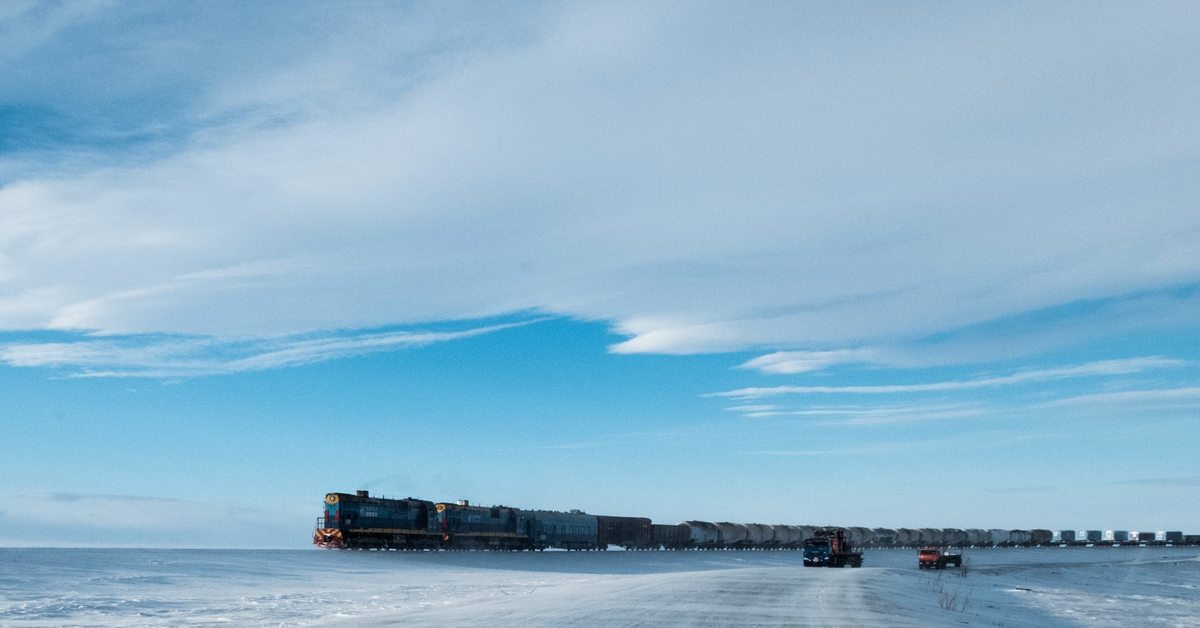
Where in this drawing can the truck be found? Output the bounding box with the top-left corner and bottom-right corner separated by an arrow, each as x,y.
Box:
803,528 -> 863,567
918,547 -> 963,570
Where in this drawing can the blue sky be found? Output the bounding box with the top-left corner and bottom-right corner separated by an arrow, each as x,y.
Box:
1,1 -> 1198,548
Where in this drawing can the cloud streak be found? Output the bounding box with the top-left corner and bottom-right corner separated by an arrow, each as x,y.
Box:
737,402 -> 986,425
710,357 -> 1186,399
0,319 -> 541,377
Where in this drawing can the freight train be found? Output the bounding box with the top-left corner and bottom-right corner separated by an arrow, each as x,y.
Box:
313,491 -> 1192,550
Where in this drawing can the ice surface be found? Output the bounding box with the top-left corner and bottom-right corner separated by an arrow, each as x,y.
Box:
1,547 -> 1197,626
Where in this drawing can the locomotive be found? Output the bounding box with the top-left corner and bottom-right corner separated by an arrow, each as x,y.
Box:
314,491 -> 650,551
312,490 -> 1135,551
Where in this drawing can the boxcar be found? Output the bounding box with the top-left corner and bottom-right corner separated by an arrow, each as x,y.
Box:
651,523 -> 691,549
596,515 -> 653,549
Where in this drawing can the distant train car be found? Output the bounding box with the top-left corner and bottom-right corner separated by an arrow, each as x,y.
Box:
651,523 -> 691,549
435,501 -> 527,549
871,528 -> 898,546
314,491 -> 438,549
777,525 -> 807,548
682,521 -> 720,548
965,529 -> 989,546
941,528 -> 966,547
848,527 -> 876,546
743,523 -> 774,548
714,522 -> 749,547
523,509 -> 598,550
596,515 -> 653,549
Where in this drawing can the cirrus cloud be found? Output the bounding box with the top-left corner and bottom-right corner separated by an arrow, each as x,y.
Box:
1,2 -> 1198,368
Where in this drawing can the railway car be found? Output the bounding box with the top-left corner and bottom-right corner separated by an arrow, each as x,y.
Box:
651,523 -> 691,549
772,525 -> 804,548
435,501 -> 527,549
871,528 -> 898,546
313,491 -> 438,549
849,527 -> 876,546
743,523 -> 774,548
596,515 -> 653,549
895,528 -> 920,546
682,521 -> 720,547
715,522 -> 749,547
523,509 -> 598,550
942,528 -> 967,546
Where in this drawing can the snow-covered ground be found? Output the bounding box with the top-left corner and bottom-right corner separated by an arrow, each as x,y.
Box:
1,547 -> 1197,626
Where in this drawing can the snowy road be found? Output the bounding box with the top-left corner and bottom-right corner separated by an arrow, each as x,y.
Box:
349,567 -> 891,627
3,547 -> 1198,626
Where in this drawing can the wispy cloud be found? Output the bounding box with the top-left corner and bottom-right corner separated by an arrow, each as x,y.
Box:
724,404 -> 781,413
1039,386 -> 1200,408
0,319 -> 542,377
738,349 -> 876,374
738,402 -> 986,425
1112,476 -> 1200,487
747,439 -> 933,457
709,357 -> 1185,399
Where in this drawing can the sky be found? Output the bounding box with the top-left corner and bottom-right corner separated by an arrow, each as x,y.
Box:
1,1 -> 1198,548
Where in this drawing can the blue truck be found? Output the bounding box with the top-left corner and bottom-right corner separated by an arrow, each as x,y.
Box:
802,528 -> 863,567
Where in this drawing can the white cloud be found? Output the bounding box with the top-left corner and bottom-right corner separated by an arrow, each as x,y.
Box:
710,357 -> 1186,399
0,3 -> 1198,360
0,319 -> 539,377
723,404 -> 781,413
1040,386 -> 1200,408
739,349 -> 877,374
738,402 -> 985,425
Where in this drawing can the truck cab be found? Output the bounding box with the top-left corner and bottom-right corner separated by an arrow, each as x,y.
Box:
918,547 -> 962,569
802,528 -> 863,567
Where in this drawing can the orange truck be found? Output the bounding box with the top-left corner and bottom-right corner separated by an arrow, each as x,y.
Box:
918,547 -> 962,569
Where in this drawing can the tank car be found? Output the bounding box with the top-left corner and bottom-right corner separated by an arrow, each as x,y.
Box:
742,523 -> 773,548
941,528 -> 967,546
871,528 -> 898,546
714,522 -> 749,548
771,524 -> 803,548
682,521 -> 720,548
848,527 -> 876,546
1008,529 -> 1031,545
895,528 -> 920,546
